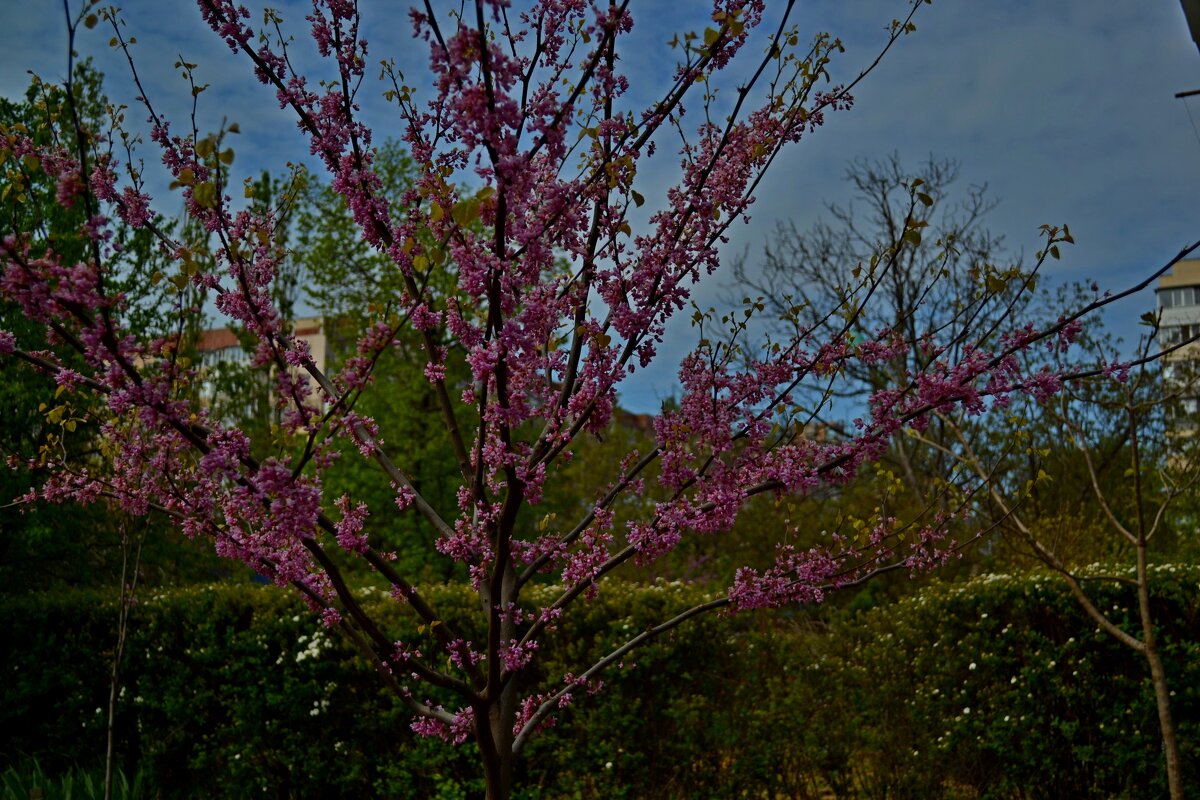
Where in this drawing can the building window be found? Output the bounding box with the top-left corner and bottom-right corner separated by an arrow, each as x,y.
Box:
201,345 -> 249,368
1161,324 -> 1200,345
1158,286 -> 1200,309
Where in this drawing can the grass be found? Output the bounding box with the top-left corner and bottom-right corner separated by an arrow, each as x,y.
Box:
1,758 -> 146,800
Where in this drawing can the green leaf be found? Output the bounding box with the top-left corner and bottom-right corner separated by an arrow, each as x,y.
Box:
193,182 -> 217,209
631,189 -> 645,208
451,198 -> 479,227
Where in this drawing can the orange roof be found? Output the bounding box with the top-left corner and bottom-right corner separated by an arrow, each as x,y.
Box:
195,328 -> 240,352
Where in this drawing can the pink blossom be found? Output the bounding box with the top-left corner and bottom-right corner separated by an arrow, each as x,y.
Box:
333,494 -> 370,554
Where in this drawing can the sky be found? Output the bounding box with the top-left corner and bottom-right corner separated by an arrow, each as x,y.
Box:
2,1 -> 1199,413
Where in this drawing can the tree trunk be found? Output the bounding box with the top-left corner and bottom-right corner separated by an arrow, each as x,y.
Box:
478,689 -> 516,800
1137,542 -> 1184,800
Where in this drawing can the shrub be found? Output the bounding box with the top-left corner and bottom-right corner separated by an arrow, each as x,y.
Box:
3,568 -> 1196,798
795,565 -> 1200,798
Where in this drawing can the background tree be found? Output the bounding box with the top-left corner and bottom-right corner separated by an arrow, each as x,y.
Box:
919,325 -> 1196,799
732,153 -> 1022,505
1,3 -> 1192,798
292,141 -> 476,579
0,62 -> 226,594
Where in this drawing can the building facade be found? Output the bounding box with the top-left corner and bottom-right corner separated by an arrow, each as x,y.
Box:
193,316 -> 327,415
1158,260 -> 1200,418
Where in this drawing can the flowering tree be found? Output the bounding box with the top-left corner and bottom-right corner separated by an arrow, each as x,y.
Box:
1,1 -> 1191,796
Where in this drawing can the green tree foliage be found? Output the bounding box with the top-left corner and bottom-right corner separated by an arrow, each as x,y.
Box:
291,143 -> 474,580
0,64 -> 226,593
189,168 -> 308,451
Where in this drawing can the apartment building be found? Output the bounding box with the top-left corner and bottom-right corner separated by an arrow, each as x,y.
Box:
1157,260 -> 1200,418
194,316 -> 327,413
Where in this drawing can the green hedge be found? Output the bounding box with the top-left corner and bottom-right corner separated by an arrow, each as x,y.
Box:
1,580 -> 815,799
800,564 -> 1200,798
2,568 -> 1197,798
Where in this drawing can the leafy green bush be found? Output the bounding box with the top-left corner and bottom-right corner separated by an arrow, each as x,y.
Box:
1,580 -> 812,798
794,565 -> 1200,798
3,569 -> 1197,798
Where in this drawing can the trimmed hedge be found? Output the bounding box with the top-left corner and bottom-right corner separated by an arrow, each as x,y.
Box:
802,564 -> 1200,799
2,580 -> 815,799
2,568 -> 1197,798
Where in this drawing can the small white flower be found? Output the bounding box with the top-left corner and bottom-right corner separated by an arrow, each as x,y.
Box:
605,762 -> 613,770
968,662 -> 977,670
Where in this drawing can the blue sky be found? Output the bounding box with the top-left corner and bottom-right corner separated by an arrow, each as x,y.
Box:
3,1 -> 1199,412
